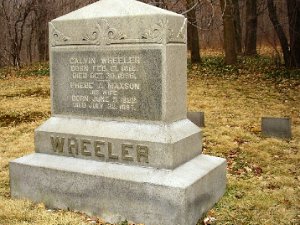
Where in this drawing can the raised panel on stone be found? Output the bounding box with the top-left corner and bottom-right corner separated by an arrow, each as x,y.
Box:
52,47 -> 162,120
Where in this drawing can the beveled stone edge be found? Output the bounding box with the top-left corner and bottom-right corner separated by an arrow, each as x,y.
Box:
10,153 -> 226,188
49,17 -> 187,47
34,117 -> 202,169
10,153 -> 227,225
35,117 -> 201,143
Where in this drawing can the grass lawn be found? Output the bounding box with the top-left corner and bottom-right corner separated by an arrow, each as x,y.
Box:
0,56 -> 299,225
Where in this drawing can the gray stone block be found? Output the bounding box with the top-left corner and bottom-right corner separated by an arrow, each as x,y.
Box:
10,153 -> 226,225
49,0 -> 187,47
261,117 -> 292,139
10,1 -> 226,224
51,47 -> 163,121
49,1 -> 188,123
35,117 -> 202,169
187,112 -> 205,127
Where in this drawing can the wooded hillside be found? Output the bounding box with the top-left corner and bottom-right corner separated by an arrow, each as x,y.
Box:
0,0 -> 299,68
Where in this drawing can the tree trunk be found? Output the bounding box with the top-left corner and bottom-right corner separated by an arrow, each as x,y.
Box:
27,24 -> 34,64
220,0 -> 237,65
232,0 -> 242,54
187,0 -> 201,63
245,0 -> 258,55
267,0 -> 291,66
153,0 -> 160,7
0,5 -> 4,67
287,0 -> 300,68
36,0 -> 48,61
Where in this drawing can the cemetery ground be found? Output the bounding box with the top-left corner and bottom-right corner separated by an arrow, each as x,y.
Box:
0,52 -> 299,225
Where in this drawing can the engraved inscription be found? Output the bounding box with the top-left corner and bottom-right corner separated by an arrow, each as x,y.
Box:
94,141 -> 105,158
68,137 -> 78,155
122,144 -> 134,162
137,145 -> 149,163
51,136 -> 65,153
81,139 -> 92,156
52,49 -> 162,120
68,55 -> 141,112
50,136 -> 150,164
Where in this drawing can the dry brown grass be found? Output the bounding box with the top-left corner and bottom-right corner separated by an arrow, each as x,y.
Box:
188,55 -> 300,225
0,57 -> 299,225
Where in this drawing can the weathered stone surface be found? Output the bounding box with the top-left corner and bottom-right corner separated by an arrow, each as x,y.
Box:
35,117 -> 202,169
50,44 -> 187,122
52,47 -> 162,120
49,0 -> 187,123
188,112 -> 205,127
262,117 -> 292,139
10,1 -> 226,224
49,0 -> 187,47
10,153 -> 226,225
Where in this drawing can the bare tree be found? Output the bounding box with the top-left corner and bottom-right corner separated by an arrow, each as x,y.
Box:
186,0 -> 201,63
220,0 -> 237,64
0,0 -> 35,68
152,0 -> 167,8
287,0 -> 300,68
267,0 -> 300,68
1,0 -> 296,68
34,0 -> 48,61
0,3 -> 5,66
26,15 -> 35,63
142,0 -> 201,63
232,0 -> 242,54
245,0 -> 258,55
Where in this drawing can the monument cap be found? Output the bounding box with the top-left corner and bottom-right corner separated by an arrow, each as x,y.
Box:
50,0 -> 187,47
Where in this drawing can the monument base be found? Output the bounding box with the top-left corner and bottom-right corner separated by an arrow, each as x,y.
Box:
10,153 -> 226,225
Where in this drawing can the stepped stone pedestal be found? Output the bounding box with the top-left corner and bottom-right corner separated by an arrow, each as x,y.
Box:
10,1 -> 226,224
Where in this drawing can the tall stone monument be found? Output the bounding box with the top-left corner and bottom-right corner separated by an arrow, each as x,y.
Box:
10,1 -> 226,224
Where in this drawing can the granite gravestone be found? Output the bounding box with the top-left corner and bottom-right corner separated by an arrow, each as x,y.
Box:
10,1 -> 226,225
262,117 -> 292,139
188,112 -> 205,127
